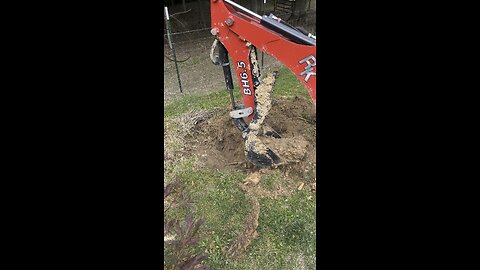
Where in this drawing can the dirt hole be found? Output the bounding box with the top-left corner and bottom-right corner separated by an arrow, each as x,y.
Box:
184,96 -> 316,179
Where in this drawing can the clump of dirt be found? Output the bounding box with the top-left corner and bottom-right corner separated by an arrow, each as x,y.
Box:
262,136 -> 309,163
243,171 -> 262,186
247,72 -> 277,132
184,96 -> 316,179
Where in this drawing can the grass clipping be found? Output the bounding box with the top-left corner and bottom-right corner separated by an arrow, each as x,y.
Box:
177,109 -> 215,136
165,109 -> 215,161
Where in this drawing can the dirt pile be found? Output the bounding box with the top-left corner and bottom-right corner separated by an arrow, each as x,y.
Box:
183,96 -> 316,179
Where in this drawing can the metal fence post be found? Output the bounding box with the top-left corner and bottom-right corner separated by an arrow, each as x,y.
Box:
165,6 -> 183,93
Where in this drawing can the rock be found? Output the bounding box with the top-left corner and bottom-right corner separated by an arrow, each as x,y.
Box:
298,182 -> 305,190
244,171 -> 261,186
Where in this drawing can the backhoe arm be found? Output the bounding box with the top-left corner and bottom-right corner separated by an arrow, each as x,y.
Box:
211,0 -> 316,119
210,0 -> 316,168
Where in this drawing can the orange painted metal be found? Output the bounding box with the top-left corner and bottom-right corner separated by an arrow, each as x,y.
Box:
211,0 -> 316,120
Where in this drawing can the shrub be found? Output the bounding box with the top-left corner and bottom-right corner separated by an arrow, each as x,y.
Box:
164,182 -> 209,270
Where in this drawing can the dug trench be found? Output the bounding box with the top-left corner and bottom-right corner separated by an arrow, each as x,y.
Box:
180,95 -> 316,258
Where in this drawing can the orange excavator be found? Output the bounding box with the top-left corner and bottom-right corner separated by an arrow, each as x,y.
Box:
210,0 -> 316,168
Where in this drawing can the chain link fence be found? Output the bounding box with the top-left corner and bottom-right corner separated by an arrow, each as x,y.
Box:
164,0 -> 316,104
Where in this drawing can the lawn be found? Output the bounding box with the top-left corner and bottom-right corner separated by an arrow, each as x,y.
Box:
164,66 -> 316,270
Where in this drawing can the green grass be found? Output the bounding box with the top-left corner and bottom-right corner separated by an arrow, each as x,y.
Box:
274,67 -> 310,99
164,66 -> 316,269
164,66 -> 309,119
164,160 -> 316,270
248,192 -> 316,269
259,171 -> 283,191
164,161 -> 251,268
164,89 -> 241,119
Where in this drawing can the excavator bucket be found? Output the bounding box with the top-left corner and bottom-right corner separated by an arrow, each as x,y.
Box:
244,132 -> 281,167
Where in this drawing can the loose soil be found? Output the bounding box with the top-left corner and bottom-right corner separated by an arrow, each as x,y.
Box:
184,95 -> 316,180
